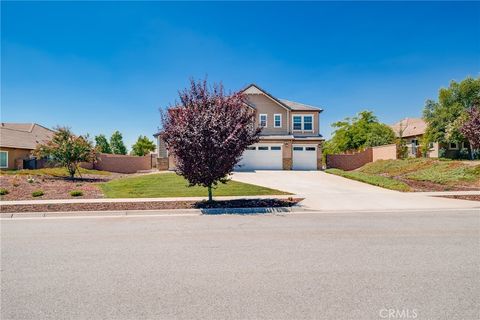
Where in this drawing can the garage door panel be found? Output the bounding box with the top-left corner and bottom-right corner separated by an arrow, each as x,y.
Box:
292,145 -> 317,170
236,144 -> 282,170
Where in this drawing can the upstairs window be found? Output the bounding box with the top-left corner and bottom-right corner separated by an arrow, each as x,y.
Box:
293,116 -> 302,130
274,114 -> 282,128
303,116 -> 313,131
259,114 -> 267,128
292,115 -> 314,132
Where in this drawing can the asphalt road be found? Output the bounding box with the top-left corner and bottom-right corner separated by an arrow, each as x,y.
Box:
2,209 -> 479,320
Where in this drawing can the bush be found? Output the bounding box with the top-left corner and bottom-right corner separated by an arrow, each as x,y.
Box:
70,190 -> 83,197
32,190 -> 44,197
0,188 -> 9,195
459,148 -> 470,160
438,148 -> 447,158
472,149 -> 480,160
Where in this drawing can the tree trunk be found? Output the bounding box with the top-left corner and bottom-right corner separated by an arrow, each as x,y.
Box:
208,185 -> 213,202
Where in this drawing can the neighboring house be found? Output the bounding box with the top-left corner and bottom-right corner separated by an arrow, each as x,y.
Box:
390,117 -> 470,158
154,84 -> 324,170
0,123 -> 55,169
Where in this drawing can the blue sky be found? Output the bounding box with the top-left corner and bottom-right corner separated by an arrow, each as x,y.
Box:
2,2 -> 479,149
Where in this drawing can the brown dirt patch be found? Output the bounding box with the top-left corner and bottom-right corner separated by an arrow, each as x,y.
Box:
395,176 -> 479,192
1,198 -> 303,213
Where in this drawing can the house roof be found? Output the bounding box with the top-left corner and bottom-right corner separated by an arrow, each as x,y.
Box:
390,118 -> 427,138
279,99 -> 323,112
0,123 -> 55,150
242,83 -> 323,112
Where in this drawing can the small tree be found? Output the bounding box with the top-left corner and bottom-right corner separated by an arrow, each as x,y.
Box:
95,134 -> 112,154
110,130 -> 127,155
460,106 -> 480,159
395,121 -> 408,159
161,79 -> 261,201
34,127 -> 96,179
132,135 -> 156,156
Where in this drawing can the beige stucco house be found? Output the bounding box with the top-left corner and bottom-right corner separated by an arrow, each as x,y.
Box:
390,117 -> 444,158
155,84 -> 324,170
0,123 -> 55,169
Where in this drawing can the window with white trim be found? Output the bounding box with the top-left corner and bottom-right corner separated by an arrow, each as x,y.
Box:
258,146 -> 268,150
0,151 -> 8,168
449,142 -> 459,150
259,114 -> 267,127
270,146 -> 281,150
292,115 -> 314,132
274,114 -> 282,128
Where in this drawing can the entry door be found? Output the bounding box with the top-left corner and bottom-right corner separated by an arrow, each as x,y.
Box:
292,145 -> 317,170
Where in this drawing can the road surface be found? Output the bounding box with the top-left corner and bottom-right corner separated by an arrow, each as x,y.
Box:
2,209 -> 479,319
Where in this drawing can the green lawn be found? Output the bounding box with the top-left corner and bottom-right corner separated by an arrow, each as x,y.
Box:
325,168 -> 411,192
327,158 -> 480,192
360,158 -> 480,185
100,173 -> 291,198
0,167 -> 110,177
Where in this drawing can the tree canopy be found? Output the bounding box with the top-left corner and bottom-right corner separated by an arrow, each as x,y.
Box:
323,111 -> 395,155
34,127 -> 96,179
94,134 -> 112,154
110,130 -> 127,155
161,79 -> 261,201
131,135 -> 156,156
423,77 -> 480,144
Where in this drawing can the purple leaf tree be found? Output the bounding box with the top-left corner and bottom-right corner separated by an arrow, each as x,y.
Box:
460,106 -> 480,156
161,79 -> 261,201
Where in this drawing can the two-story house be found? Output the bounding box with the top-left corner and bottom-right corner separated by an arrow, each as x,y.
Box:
154,84 -> 324,171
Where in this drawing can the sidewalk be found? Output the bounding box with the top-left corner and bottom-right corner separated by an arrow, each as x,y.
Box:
0,195 -> 293,206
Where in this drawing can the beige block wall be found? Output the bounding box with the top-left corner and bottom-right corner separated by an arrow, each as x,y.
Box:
0,147 -> 32,169
372,144 -> 397,161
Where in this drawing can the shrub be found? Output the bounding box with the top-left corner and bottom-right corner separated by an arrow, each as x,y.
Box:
27,176 -> 35,183
459,148 -> 470,159
70,190 -> 83,197
438,148 -> 447,158
0,188 -> 9,195
32,190 -> 44,197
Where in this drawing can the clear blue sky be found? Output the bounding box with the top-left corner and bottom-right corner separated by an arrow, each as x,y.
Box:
2,2 -> 479,149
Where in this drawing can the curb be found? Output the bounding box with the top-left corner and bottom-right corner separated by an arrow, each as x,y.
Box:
1,206 -> 307,219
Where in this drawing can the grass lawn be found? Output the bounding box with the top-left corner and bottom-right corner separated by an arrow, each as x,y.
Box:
325,168 -> 411,192
360,158 -> 480,185
100,173 -> 291,198
327,158 -> 480,192
0,167 -> 110,177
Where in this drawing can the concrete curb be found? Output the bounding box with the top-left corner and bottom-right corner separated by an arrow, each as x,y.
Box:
1,206 -> 307,219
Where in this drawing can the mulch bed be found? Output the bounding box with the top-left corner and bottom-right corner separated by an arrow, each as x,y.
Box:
0,198 -> 303,213
0,172 -> 127,200
438,195 -> 480,202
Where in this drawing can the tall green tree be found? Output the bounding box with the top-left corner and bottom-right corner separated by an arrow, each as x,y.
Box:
34,127 -> 96,179
423,77 -> 480,144
323,111 -> 395,155
110,130 -> 127,155
131,135 -> 156,156
94,134 -> 112,154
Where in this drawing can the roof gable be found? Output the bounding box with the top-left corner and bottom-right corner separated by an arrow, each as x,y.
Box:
241,84 -> 292,111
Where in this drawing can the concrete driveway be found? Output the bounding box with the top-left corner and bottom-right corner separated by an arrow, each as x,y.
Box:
232,170 -> 480,211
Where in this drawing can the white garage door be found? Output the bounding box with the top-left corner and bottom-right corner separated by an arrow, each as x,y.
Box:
292,145 -> 317,170
236,144 -> 283,170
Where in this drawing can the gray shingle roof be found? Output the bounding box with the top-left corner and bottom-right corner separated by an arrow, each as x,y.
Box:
279,99 -> 323,112
0,123 -> 55,150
